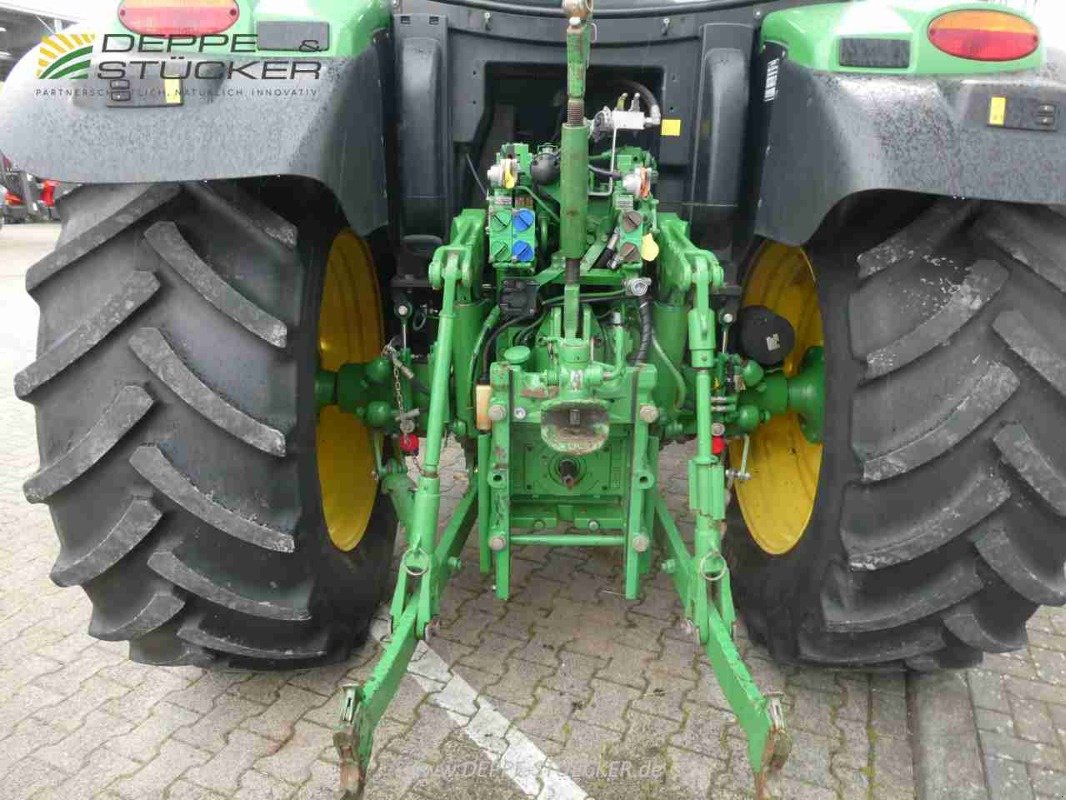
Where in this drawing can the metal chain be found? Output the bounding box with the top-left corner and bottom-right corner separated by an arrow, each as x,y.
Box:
383,341 -> 429,476
383,342 -> 416,436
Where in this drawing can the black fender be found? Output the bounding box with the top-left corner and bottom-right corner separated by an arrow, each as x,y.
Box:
754,49 -> 1066,246
0,34 -> 392,237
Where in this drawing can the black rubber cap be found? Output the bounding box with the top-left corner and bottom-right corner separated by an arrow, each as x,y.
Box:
530,152 -> 561,186
736,305 -> 796,367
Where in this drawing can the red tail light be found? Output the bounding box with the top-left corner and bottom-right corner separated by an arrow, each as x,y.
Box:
928,10 -> 1039,62
119,0 -> 240,36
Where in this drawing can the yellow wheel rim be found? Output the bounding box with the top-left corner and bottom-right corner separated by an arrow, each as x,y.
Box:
316,230 -> 384,551
732,243 -> 824,555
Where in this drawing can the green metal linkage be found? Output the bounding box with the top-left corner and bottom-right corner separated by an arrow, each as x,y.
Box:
316,357 -> 399,426
511,533 -> 625,546
332,2 -> 798,793
333,250 -> 488,799
653,496 -> 790,782
334,603 -> 418,798
559,16 -> 591,263
735,346 -> 825,444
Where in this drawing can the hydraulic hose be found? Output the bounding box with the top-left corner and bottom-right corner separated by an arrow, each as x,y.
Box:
589,164 -> 623,180
480,316 -> 528,383
630,298 -> 653,365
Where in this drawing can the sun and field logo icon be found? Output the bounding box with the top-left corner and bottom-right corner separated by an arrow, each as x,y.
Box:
37,33 -> 96,80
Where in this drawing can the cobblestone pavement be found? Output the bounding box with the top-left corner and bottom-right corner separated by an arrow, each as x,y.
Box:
0,222 -> 1056,800
966,608 -> 1066,800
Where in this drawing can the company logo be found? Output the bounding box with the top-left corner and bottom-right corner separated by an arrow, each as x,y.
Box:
37,33 -> 97,80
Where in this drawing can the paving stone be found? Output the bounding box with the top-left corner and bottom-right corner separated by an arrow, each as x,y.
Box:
185,728 -> 279,795
836,764 -> 872,799
986,756 -> 1036,800
456,632 -> 523,677
285,663 -> 352,698
482,656 -> 553,708
870,684 -> 910,739
165,779 -> 228,800
0,717 -> 66,777
1029,766 -> 1066,798
0,682 -> 65,741
518,686 -> 582,744
1029,628 -> 1066,652
978,731 -> 1066,771
690,661 -> 733,712
37,674 -> 131,734
243,685 -> 326,741
252,720 -> 331,785
167,672 -> 252,715
779,729 -> 834,787
36,710 -> 133,773
232,769 -> 297,800
788,685 -> 836,738
111,739 -> 210,800
835,675 -> 870,723
543,650 -> 606,700
385,704 -> 454,765
371,761 -> 437,800
173,693 -> 265,753
107,702 -> 202,763
970,669 -> 1011,713
629,671 -> 693,722
984,651 -> 1040,681
834,716 -> 871,772
976,707 -> 1015,735
574,678 -> 640,734
34,746 -> 139,800
1032,647 -> 1066,686
293,758 -> 348,800
34,648 -> 126,699
1011,694 -> 1058,745
228,673 -> 288,705
104,669 -> 193,724
670,700 -> 730,757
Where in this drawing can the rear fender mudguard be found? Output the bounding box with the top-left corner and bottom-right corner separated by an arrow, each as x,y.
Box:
0,31 -> 392,237
754,51 -> 1066,245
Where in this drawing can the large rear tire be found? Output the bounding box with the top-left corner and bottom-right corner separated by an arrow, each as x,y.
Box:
17,180 -> 396,669
730,197 -> 1066,670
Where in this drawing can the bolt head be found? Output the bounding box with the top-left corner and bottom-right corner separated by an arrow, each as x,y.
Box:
632,534 -> 650,553
489,535 -> 507,552
638,404 -> 660,424
625,277 -> 651,297
488,404 -> 507,422
722,312 -> 735,324
711,422 -> 726,437
588,520 -> 600,531
513,406 -> 528,421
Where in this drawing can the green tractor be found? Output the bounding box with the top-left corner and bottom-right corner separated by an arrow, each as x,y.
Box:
2,0 -> 1065,794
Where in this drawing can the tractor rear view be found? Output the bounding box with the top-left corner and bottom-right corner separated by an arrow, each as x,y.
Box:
1,0 -> 1065,795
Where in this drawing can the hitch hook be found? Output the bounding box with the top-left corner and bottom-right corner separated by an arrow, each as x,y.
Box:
334,683 -> 369,799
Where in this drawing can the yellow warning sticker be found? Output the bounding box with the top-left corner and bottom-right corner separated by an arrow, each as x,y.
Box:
989,96 -> 1007,127
164,78 -> 183,105
661,118 -> 682,137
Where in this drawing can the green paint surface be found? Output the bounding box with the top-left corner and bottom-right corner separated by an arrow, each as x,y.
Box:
97,0 -> 388,57
762,0 -> 1044,75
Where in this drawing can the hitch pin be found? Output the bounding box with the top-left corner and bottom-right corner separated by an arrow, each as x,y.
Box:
727,434 -> 751,485
384,346 -> 417,381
